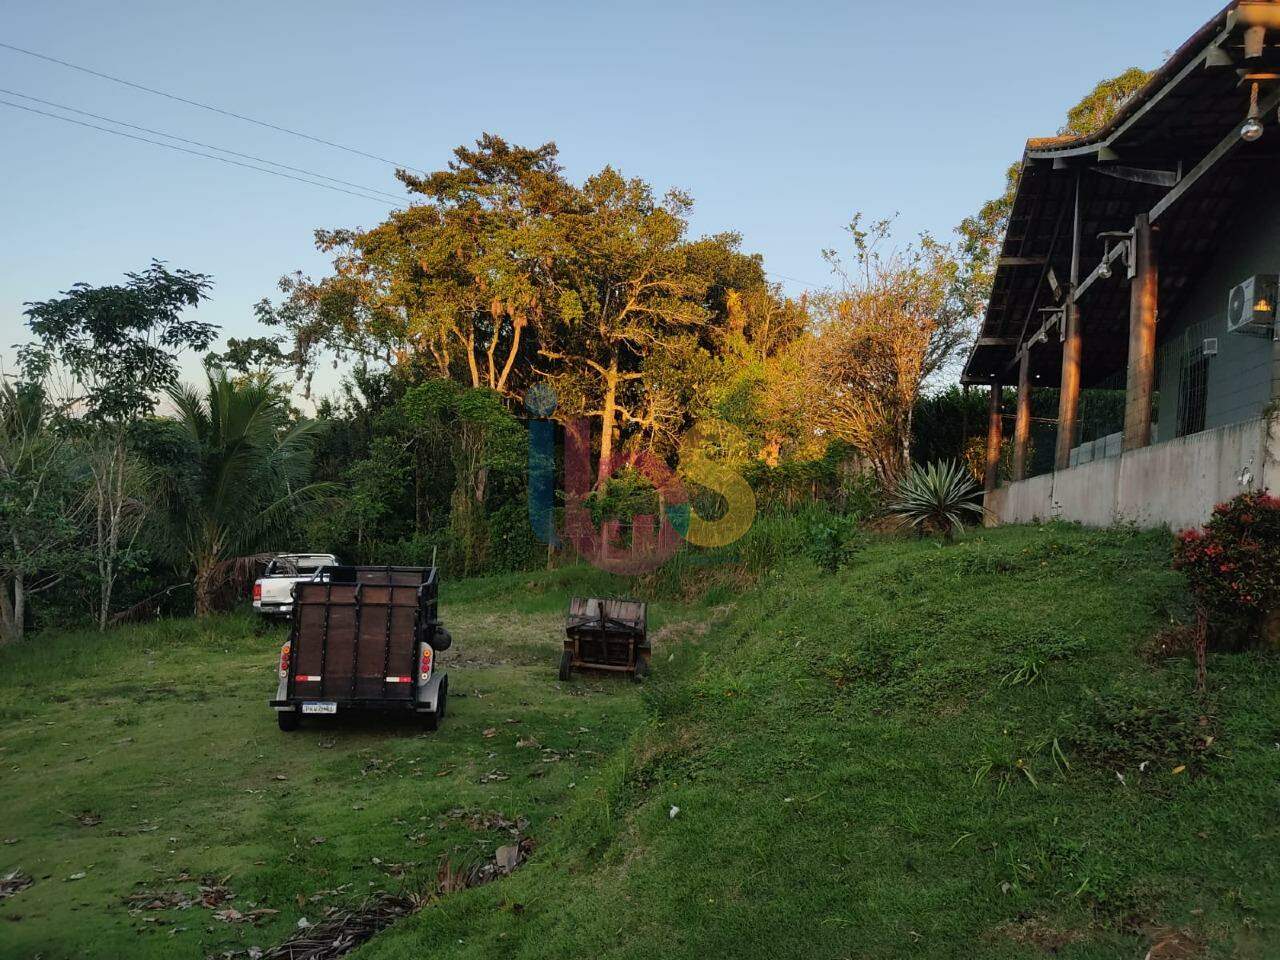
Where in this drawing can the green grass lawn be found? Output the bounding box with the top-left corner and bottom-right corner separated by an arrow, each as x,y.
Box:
4,525 -> 1280,959
0,564 -> 700,959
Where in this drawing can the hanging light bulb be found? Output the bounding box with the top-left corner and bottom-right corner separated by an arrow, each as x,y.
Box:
1242,82 -> 1265,142
1099,260 -> 1113,280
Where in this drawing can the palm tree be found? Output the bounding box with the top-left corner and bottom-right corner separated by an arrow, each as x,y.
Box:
156,370 -> 333,616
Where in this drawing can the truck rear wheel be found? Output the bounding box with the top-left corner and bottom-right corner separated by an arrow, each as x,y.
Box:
558,650 -> 573,681
277,710 -> 300,732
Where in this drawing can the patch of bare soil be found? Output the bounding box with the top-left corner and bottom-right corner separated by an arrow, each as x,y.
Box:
1143,927 -> 1204,960
649,604 -> 733,647
988,915 -> 1085,953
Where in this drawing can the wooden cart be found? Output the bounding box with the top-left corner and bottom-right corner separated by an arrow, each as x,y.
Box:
560,597 -> 649,680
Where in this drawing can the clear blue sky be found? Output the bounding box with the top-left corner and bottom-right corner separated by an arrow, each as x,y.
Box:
1,0 -> 1215,394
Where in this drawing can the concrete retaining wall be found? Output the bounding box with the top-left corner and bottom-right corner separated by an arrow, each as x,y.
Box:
986,417 -> 1275,531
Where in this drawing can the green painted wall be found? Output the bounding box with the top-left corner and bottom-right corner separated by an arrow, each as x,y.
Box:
1154,176 -> 1280,438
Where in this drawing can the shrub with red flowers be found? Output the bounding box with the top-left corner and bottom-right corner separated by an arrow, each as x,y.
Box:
1173,490 -> 1280,634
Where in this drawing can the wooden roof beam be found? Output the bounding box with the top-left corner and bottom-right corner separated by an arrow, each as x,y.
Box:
1150,83 -> 1280,224
1092,164 -> 1181,187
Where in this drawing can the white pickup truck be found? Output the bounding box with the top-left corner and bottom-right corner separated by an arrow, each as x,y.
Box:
253,553 -> 340,618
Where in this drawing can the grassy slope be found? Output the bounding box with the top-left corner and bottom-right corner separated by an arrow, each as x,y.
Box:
355,525 -> 1280,960
0,564 -> 706,960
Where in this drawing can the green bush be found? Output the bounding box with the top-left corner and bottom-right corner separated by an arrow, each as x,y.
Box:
803,511 -> 864,572
487,501 -> 542,573
1173,490 -> 1280,638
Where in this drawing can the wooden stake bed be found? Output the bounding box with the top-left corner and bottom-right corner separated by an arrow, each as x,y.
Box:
561,597 -> 649,680
274,566 -> 450,716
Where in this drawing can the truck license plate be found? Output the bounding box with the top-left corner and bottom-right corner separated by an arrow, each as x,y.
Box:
302,702 -> 337,715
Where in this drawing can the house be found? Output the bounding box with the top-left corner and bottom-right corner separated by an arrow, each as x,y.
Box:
963,0 -> 1280,530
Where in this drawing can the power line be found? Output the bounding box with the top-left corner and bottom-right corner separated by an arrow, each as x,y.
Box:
0,98 -> 402,207
0,88 -> 408,203
766,271 -> 826,293
0,40 -> 426,174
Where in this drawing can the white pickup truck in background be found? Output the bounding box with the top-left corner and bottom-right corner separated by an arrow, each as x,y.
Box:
253,553 -> 340,617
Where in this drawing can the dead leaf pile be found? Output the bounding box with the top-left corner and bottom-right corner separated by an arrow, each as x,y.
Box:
256,835 -> 536,960
0,870 -> 33,901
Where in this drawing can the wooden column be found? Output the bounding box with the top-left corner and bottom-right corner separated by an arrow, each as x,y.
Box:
1054,303 -> 1082,470
984,381 -> 1003,493
1123,213 -> 1158,450
1012,349 -> 1033,481
1055,171 -> 1084,472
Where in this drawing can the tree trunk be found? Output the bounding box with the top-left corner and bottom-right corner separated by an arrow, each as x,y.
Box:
0,575 -> 21,644
194,561 -> 216,618
414,444 -> 425,534
598,355 -> 619,484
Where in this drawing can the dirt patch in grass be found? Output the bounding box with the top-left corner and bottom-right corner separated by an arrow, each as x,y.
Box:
649,605 -> 733,647
1142,927 -> 1204,959
987,915 -> 1086,952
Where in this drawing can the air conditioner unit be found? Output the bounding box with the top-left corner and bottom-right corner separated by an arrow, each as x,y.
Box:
1203,337 -> 1219,357
1226,274 -> 1278,336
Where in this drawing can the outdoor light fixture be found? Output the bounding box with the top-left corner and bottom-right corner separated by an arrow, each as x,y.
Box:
1099,261 -> 1113,280
1241,82 -> 1265,142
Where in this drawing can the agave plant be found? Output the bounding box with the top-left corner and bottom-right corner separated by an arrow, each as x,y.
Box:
889,460 -> 983,540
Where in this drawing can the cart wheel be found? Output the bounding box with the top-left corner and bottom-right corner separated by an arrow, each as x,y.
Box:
558,650 -> 573,681
437,676 -> 449,720
633,655 -> 650,681
277,710 -> 300,732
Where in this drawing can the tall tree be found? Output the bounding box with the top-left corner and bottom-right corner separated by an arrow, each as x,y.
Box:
805,216 -> 962,484
0,382 -> 86,643
19,262 -> 216,629
538,170 -> 759,480
263,135 -> 570,398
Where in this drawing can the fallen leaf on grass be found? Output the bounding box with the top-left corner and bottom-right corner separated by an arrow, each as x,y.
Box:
213,907 -> 245,923
199,883 -> 234,908
482,728 -> 497,739
66,872 -> 87,881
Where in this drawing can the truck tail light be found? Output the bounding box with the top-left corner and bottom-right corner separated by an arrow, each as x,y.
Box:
419,645 -> 433,683
253,583 -> 262,601
278,641 -> 291,679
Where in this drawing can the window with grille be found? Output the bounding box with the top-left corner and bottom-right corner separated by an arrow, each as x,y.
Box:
1175,350 -> 1209,437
